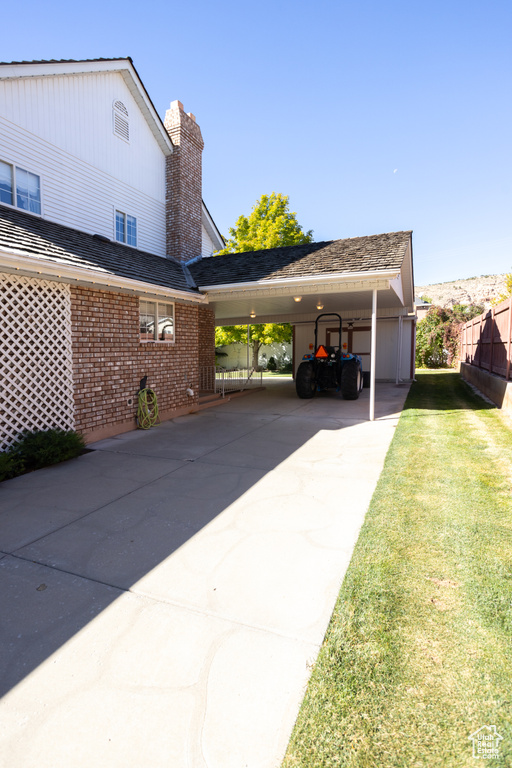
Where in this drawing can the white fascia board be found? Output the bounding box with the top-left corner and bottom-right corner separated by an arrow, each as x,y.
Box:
0,248 -> 207,304
201,202 -> 224,251
0,59 -> 173,157
199,269 -> 400,295
389,273 -> 404,304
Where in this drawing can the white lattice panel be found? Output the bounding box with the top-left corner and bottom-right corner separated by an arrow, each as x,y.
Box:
0,273 -> 75,450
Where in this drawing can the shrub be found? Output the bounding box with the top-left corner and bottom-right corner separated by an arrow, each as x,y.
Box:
0,450 -> 24,482
416,304 -> 485,368
279,361 -> 294,373
10,429 -> 86,472
267,356 -> 277,371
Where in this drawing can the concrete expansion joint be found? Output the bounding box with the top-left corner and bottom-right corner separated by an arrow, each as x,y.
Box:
6,552 -> 126,595
130,588 -> 322,647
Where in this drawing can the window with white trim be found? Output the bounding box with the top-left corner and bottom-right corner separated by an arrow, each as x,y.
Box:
113,100 -> 129,142
115,210 -> 137,246
0,160 -> 41,214
140,300 -> 174,343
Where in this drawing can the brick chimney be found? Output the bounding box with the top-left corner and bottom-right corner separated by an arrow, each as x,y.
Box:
164,100 -> 204,262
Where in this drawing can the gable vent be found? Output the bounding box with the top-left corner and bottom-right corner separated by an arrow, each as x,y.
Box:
113,100 -> 129,142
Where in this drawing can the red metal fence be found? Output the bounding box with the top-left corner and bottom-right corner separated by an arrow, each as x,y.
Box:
460,297 -> 512,381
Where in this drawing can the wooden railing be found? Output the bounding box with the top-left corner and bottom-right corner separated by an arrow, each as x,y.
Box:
460,297 -> 512,381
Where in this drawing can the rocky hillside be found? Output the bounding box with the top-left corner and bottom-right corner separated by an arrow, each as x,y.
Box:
415,274 -> 508,309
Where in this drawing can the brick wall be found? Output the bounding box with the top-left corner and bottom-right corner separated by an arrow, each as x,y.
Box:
71,286 -> 201,438
164,100 -> 204,263
198,305 -> 216,370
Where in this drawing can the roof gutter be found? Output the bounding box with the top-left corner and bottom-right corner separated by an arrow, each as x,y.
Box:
0,248 -> 208,304
198,268 -> 401,293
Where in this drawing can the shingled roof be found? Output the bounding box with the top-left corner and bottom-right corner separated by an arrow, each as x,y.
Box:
189,231 -> 412,287
0,204 -> 196,295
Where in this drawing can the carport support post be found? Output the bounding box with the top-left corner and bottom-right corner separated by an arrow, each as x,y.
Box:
395,315 -> 403,384
369,289 -> 377,421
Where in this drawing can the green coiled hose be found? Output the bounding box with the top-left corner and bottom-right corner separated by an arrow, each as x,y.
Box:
137,387 -> 160,430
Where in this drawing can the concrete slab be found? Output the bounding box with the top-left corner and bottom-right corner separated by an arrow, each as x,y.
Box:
0,451 -> 185,552
0,557 -> 315,768
0,379 -> 410,767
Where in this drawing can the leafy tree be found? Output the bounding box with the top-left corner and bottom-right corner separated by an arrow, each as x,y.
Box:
215,323 -> 292,370
216,192 -> 313,255
416,304 -> 484,368
215,192 -> 311,369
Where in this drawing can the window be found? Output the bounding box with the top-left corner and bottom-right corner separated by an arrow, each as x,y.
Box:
113,100 -> 129,142
140,300 -> 174,343
115,210 -> 137,246
0,161 -> 41,214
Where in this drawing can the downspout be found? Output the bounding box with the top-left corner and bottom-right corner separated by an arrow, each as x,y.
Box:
395,315 -> 403,384
412,316 -> 417,381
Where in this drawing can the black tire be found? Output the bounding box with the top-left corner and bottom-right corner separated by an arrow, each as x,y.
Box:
340,359 -> 361,400
363,370 -> 371,389
296,361 -> 316,399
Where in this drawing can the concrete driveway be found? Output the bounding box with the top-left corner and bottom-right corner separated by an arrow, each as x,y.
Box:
0,379 -> 410,768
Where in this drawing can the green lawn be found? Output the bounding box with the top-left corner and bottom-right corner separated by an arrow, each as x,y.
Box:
283,371 -> 512,768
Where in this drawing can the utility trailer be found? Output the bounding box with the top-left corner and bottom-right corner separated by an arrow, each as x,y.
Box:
295,313 -> 368,400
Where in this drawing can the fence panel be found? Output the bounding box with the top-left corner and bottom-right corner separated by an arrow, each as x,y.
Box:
460,297 -> 512,381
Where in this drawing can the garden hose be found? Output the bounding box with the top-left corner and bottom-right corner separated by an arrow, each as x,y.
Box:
137,387 -> 160,430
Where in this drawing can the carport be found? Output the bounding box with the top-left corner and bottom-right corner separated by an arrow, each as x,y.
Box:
189,230 -> 415,420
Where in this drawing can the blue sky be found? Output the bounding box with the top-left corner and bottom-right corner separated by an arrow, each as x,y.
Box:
2,0 -> 511,286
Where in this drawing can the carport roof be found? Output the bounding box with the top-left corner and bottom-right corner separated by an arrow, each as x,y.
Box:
189,231 -> 412,287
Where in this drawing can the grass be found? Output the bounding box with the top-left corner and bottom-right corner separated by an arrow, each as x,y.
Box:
282,371 -> 512,767
261,371 -> 293,377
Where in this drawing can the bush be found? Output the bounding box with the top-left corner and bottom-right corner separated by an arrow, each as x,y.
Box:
267,356 -> 277,371
416,304 -> 485,368
10,429 -> 86,472
0,450 -> 24,482
279,361 -> 294,373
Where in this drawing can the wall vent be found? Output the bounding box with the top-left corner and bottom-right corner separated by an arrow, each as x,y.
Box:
113,100 -> 129,142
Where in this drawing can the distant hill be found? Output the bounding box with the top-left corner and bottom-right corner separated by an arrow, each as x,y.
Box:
415,274 -> 508,310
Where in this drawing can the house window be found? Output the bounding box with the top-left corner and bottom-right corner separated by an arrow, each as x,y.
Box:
115,210 -> 137,246
140,300 -> 174,342
0,161 -> 41,214
113,100 -> 129,142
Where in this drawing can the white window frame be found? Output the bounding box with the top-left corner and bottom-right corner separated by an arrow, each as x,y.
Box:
139,300 -> 175,344
115,209 -> 137,247
0,159 -> 42,216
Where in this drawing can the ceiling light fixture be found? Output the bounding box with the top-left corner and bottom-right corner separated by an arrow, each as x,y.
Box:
250,311 -> 256,318
316,302 -> 324,310
293,296 -> 302,302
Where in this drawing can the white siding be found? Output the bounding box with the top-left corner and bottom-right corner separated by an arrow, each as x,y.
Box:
201,225 -> 215,258
0,72 -> 167,256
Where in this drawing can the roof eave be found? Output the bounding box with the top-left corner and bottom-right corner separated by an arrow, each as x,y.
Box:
0,248 -> 207,303
198,268 -> 402,294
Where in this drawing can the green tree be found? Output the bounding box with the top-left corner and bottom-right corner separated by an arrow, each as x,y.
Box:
215,192 -> 311,369
216,192 -> 313,255
416,304 -> 484,368
215,323 -> 292,370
